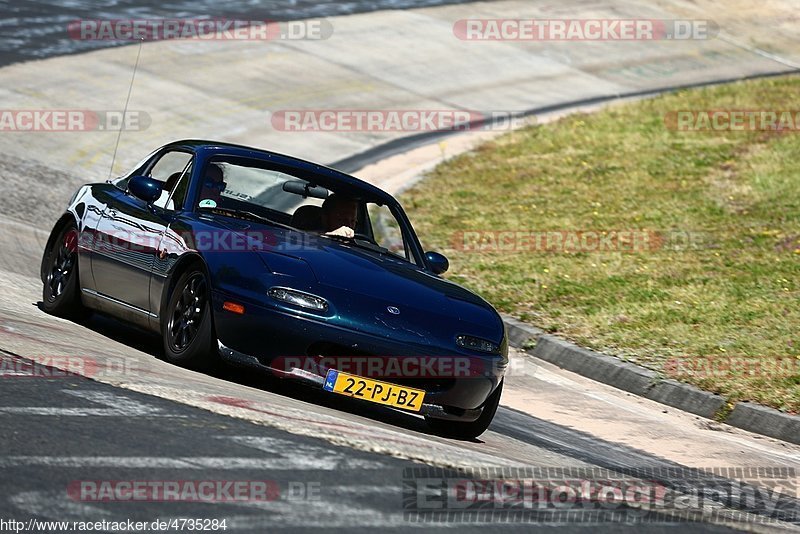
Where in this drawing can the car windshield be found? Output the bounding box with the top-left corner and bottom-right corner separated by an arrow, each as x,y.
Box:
195,156 -> 421,266
195,159 -> 317,215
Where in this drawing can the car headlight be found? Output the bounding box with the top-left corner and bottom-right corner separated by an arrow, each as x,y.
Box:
456,334 -> 499,354
269,287 -> 328,312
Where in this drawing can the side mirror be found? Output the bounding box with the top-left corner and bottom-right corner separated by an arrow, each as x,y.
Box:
425,251 -> 449,275
128,175 -> 163,204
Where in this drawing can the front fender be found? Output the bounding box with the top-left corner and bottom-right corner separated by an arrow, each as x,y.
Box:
40,213 -> 78,282
40,185 -> 93,282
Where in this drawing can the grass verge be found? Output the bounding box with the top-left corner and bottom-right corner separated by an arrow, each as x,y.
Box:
402,75 -> 800,413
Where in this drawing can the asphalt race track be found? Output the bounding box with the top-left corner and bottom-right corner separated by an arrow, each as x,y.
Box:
2,214 -> 799,530
1,0 -> 800,531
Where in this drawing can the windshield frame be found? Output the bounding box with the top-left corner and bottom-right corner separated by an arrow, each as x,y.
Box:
187,150 -> 427,269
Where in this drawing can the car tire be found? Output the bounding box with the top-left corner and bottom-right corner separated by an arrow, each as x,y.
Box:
162,266 -> 219,370
42,222 -> 87,318
425,380 -> 504,439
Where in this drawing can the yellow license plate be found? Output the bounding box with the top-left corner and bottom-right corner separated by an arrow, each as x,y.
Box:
322,369 -> 424,412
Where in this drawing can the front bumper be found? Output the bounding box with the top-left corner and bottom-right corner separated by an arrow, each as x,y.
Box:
212,293 -> 506,413
217,341 -> 484,422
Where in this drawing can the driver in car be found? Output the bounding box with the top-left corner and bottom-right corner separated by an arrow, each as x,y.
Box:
321,194 -> 358,238
198,164 -> 226,208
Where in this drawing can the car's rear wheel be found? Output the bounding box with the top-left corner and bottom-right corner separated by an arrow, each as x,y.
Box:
162,267 -> 218,370
42,222 -> 86,318
425,380 -> 504,439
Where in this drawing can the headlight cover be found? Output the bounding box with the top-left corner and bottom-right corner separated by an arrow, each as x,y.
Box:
456,334 -> 499,354
269,286 -> 328,312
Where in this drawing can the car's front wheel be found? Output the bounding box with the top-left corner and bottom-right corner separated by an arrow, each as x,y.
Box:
162,266 -> 218,370
425,380 -> 504,439
42,222 -> 86,318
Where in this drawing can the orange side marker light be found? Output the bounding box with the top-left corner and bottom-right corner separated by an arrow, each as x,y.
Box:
223,301 -> 245,315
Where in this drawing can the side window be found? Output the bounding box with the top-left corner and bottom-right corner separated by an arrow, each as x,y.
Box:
148,151 -> 193,211
113,148 -> 160,191
368,203 -> 408,260
166,161 -> 193,211
149,151 -> 193,182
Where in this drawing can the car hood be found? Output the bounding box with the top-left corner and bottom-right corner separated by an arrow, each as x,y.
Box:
249,224 -> 505,348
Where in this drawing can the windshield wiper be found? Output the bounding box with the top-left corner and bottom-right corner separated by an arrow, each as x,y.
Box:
201,206 -> 286,228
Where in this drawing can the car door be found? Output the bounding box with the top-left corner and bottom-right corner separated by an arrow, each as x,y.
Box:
148,161 -> 195,326
90,150 -> 193,320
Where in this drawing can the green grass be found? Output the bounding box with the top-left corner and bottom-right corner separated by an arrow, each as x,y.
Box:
402,75 -> 800,414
